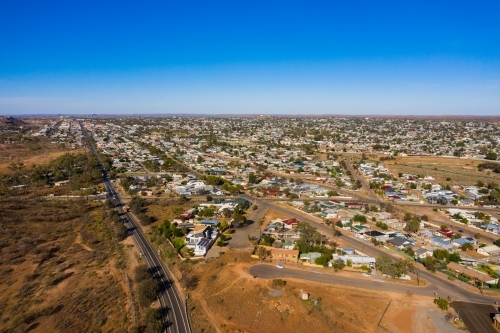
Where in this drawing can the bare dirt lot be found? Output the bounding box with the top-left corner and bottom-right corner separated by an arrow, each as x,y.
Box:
183,249 -> 461,333
383,156 -> 500,186
0,144 -> 87,173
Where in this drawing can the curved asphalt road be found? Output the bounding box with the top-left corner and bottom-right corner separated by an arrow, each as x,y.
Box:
80,123 -> 191,333
241,194 -> 498,304
249,264 -> 498,304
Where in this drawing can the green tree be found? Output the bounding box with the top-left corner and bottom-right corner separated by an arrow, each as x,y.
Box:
394,259 -> 414,277
248,173 -> 258,184
315,255 -> 331,267
137,275 -> 157,307
376,254 -> 398,277
327,190 -> 338,197
423,256 -> 437,272
486,152 -> 498,160
448,252 -> 461,263
461,242 -> 474,251
404,218 -> 421,233
433,249 -> 450,260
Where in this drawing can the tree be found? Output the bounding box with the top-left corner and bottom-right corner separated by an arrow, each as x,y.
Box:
143,308 -> 164,333
423,256 -> 437,272
433,249 -> 450,260
404,218 -> 421,233
394,259 -> 414,277
220,219 -> 229,231
134,264 -> 151,282
315,255 -> 331,267
327,190 -> 338,197
461,242 -> 474,251
332,259 -> 345,271
486,152 -> 498,160
248,173 -> 258,184
448,252 -> 461,263
137,276 -> 157,307
353,214 -> 367,224
376,254 -> 398,277
256,246 -> 268,260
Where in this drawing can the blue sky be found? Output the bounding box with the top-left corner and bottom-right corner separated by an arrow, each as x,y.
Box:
1,1 -> 499,115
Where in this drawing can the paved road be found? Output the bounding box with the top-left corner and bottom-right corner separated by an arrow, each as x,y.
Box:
249,264 -> 498,304
241,194 -> 499,304
80,123 -> 191,333
249,264 -> 441,296
450,301 -> 499,333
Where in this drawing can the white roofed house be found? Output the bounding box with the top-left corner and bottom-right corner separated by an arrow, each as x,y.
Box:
414,248 -> 433,259
185,225 -> 215,256
335,254 -> 376,268
477,245 -> 500,257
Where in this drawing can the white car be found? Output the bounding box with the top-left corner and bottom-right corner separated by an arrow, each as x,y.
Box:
276,264 -> 284,269
362,273 -> 370,277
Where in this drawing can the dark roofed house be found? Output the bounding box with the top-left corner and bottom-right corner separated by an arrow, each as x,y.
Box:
387,237 -> 412,249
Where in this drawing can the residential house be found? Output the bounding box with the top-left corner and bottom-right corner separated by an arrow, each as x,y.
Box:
414,248 -> 433,259
429,236 -> 453,250
299,252 -> 322,264
451,237 -> 477,248
386,237 -> 412,249
337,255 -> 376,268
477,245 -> 500,257
270,248 -> 299,263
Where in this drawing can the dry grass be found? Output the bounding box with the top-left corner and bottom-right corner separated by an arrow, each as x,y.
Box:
0,139 -> 87,173
0,197 -> 134,333
383,156 -> 500,186
144,199 -> 203,224
184,250 -> 438,333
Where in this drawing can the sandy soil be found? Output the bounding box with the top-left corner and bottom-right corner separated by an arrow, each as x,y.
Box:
0,147 -> 87,172
187,249 -> 455,333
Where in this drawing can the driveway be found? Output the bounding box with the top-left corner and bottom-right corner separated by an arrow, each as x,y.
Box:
228,205 -> 268,249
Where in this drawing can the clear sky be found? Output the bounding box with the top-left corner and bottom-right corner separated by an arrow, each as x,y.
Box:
1,1 -> 499,115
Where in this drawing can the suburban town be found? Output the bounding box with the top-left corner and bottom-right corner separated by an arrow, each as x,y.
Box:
2,2 -> 500,332
1,115 -> 500,333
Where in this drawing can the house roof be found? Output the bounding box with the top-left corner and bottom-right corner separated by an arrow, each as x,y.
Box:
196,238 -> 212,248
387,238 -> 410,246
481,245 -> 500,254
447,262 -> 490,282
415,248 -> 432,256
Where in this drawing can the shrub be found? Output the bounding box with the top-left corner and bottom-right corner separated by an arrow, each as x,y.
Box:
433,298 -> 449,311
272,279 -> 286,288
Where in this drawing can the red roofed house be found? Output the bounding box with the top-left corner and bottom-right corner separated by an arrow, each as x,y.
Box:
344,202 -> 364,209
438,229 -> 454,239
282,218 -> 299,229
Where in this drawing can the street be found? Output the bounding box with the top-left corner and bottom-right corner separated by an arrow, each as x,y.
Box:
80,123 -> 191,333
